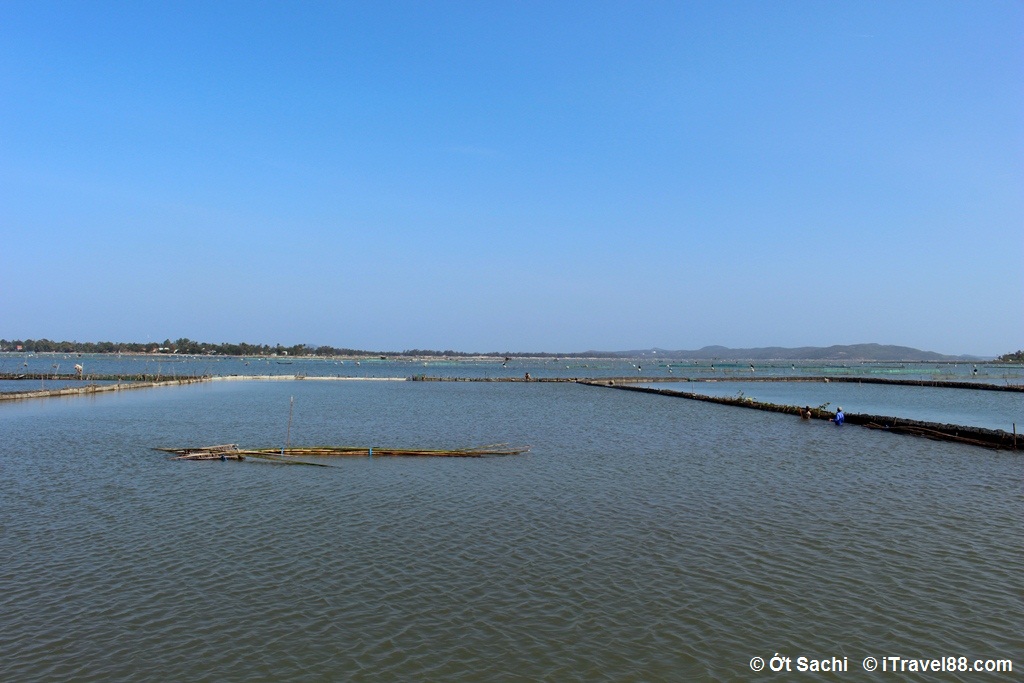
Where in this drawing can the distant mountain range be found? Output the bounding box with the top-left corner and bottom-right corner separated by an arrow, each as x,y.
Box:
604,344 -> 982,362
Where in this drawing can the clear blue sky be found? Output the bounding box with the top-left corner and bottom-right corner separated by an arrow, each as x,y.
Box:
1,1 -> 1021,355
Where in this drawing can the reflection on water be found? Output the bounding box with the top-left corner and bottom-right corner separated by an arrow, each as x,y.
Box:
1,381 -> 1021,681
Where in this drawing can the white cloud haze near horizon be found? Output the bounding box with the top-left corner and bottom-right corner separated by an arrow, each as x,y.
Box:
1,2 -> 1021,357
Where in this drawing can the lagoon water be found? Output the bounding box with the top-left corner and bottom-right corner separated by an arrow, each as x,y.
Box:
1,364 -> 1022,680
6,352 -> 1024,383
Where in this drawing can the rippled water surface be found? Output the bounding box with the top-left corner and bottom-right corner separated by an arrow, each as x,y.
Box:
2,381 -> 1021,681
5,352 -> 1024,383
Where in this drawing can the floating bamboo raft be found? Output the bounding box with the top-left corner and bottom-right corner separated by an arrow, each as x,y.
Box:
155,443 -> 530,462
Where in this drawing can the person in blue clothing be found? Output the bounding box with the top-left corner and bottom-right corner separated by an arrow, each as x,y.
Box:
832,407 -> 845,425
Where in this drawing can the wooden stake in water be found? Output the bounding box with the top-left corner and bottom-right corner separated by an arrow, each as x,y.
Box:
283,396 -> 295,455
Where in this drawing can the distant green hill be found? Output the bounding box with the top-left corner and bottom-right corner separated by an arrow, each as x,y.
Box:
613,344 -> 980,361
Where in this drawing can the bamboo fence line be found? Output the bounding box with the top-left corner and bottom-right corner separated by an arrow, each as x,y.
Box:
0,377 -> 210,402
582,381 -> 1022,451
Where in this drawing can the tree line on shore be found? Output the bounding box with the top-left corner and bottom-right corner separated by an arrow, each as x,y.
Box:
3,338 -> 1019,361
0,338 -> 605,359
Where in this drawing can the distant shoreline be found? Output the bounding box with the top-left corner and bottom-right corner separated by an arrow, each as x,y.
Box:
0,338 -> 1000,362
0,350 -> 1009,364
